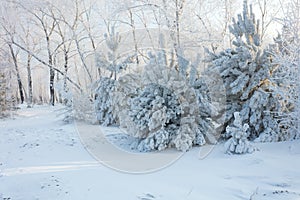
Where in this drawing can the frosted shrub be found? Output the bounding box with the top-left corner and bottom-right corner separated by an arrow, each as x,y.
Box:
129,83 -> 181,151
225,112 -> 254,154
94,77 -> 117,126
72,93 -> 97,124
0,72 -> 7,115
118,50 -> 212,152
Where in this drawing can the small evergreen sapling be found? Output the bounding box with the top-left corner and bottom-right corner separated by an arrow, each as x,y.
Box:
94,26 -> 135,126
225,112 -> 254,154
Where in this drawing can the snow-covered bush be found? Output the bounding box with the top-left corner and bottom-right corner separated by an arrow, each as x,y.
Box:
129,83 -> 181,134
0,68 -> 16,117
225,112 -> 254,154
204,0 -> 280,140
94,77 -> 117,126
53,79 -> 74,123
129,83 -> 181,151
0,72 -> 6,115
72,93 -> 97,124
94,25 -> 135,125
116,50 -> 211,152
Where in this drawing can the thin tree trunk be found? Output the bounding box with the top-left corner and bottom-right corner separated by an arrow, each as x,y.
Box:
8,44 -> 24,104
50,68 -> 55,106
63,49 -> 68,94
46,36 -> 55,106
62,48 -> 69,105
56,71 -> 62,103
175,0 -> 181,50
27,53 -> 33,107
129,10 -> 139,64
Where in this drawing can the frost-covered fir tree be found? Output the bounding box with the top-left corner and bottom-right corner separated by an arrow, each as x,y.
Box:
224,112 -> 254,154
119,48 -> 211,152
205,0 -> 280,140
94,26 -> 134,126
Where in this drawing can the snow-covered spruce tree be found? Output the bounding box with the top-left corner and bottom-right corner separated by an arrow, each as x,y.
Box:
224,112 -> 254,154
270,1 -> 300,141
204,0 -> 280,141
94,26 -> 134,126
118,49 -> 210,152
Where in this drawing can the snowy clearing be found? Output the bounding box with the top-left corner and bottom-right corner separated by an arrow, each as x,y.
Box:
0,105 -> 300,200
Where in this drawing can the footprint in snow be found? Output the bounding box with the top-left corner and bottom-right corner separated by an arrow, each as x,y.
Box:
138,193 -> 156,200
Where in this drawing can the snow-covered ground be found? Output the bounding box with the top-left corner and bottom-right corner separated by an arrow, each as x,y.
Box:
0,105 -> 300,200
